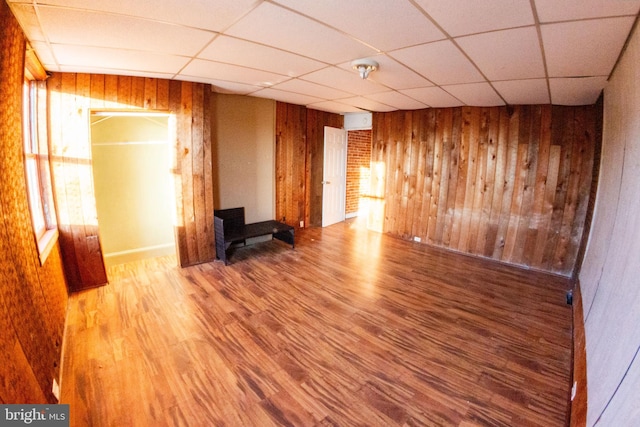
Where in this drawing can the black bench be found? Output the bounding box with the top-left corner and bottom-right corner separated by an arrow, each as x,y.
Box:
214,207 -> 294,265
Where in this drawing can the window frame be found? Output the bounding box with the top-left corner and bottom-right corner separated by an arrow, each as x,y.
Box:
22,77 -> 58,264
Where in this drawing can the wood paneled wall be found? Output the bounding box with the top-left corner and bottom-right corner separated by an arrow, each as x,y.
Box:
371,105 -> 600,276
0,0 -> 68,403
276,102 -> 306,227
275,102 -> 343,228
47,73 -> 214,291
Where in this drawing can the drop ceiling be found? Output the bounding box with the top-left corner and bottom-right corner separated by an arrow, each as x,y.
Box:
8,0 -> 640,114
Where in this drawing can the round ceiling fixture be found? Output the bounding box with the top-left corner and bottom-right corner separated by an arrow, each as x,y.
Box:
351,58 -> 379,80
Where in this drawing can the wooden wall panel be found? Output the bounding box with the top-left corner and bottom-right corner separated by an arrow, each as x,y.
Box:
0,0 -> 68,403
372,105 -> 600,276
305,108 -> 320,227
275,103 -> 343,228
275,102 -> 305,227
48,73 -> 214,290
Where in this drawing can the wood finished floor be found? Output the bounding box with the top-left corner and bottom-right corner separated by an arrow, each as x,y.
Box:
60,220 -> 573,426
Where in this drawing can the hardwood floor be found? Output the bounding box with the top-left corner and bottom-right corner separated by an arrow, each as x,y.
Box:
60,219 -> 573,426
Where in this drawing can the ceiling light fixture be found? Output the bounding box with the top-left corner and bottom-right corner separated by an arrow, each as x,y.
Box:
351,58 -> 379,80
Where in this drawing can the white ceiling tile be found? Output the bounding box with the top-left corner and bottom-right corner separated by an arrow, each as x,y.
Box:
51,45 -> 190,74
308,101 -> 363,114
270,79 -> 353,100
493,79 -> 550,105
8,4 -> 46,41
36,6 -> 214,56
400,87 -> 464,108
31,0 -> 259,31
272,0 -> 444,51
456,27 -> 545,80
199,36 -> 327,77
444,82 -> 505,106
337,55 -> 434,90
251,88 -> 325,106
549,77 -> 607,105
55,67 -> 176,81
225,2 -> 377,64
543,17 -> 636,77
390,40 -> 484,85
339,96 -> 397,112
366,91 -> 429,111
30,41 -> 58,70
302,67 -> 388,96
535,0 -> 640,23
207,80 -> 262,95
10,0 -> 630,111
180,59 -> 291,87
414,0 -> 534,36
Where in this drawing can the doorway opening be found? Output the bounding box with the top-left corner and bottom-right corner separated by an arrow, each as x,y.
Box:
90,111 -> 176,268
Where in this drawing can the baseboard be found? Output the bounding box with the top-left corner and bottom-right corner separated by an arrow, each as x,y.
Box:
570,280 -> 588,426
103,243 -> 176,267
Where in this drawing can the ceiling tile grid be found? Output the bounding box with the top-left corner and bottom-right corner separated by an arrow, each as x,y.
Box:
455,27 -> 546,81
493,79 -> 550,105
389,39 -> 485,86
7,0 -> 640,113
399,87 -> 464,108
224,2 -> 378,64
542,17 -> 638,77
198,36 -> 327,77
272,0 -> 445,51
412,0 -> 535,37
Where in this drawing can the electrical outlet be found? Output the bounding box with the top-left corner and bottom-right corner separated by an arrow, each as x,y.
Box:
299,221 -> 304,228
52,378 -> 60,401
413,236 -> 421,242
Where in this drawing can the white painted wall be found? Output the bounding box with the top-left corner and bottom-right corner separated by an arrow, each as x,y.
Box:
211,94 -> 275,224
91,114 -> 176,267
579,21 -> 640,426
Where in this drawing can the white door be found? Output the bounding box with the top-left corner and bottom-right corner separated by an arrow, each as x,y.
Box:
322,126 -> 347,227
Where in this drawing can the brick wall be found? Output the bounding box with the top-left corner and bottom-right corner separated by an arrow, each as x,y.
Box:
346,130 -> 372,215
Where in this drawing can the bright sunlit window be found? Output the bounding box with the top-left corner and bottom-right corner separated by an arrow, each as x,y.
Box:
23,77 -> 58,263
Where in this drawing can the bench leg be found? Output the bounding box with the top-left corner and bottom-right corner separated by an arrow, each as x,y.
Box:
215,241 -> 232,265
273,229 -> 295,248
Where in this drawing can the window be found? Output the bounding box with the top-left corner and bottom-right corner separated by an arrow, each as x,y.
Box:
23,77 -> 58,263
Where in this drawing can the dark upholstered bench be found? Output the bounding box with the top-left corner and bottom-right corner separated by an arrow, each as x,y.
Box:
214,207 -> 294,265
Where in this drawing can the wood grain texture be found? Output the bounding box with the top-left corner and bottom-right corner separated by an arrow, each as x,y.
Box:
47,73 -> 214,290
372,105 -> 600,276
0,1 -> 68,403
276,102 -> 306,228
61,219 -> 573,426
276,103 -> 343,229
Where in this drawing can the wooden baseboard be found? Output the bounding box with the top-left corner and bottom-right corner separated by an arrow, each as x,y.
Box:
570,280 -> 588,426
